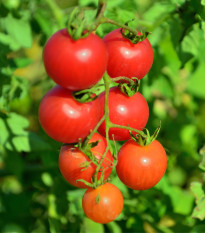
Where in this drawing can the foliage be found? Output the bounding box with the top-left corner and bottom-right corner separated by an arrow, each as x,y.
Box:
0,0 -> 205,232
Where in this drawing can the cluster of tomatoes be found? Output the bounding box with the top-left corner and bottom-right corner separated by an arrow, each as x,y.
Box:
39,27 -> 167,224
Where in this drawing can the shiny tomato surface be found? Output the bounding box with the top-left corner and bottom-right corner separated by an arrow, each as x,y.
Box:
98,87 -> 149,141
43,29 -> 108,90
59,133 -> 113,188
38,85 -> 101,143
82,183 -> 124,223
103,28 -> 153,80
116,140 -> 167,190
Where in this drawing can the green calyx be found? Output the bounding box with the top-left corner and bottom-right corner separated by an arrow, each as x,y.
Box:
130,122 -> 161,146
73,83 -> 103,103
120,20 -> 150,44
119,77 -> 140,97
67,7 -> 91,40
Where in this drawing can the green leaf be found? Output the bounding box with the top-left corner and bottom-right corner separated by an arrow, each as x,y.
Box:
6,132 -> 51,152
190,182 -> 204,204
199,145 -> 205,171
6,113 -> 29,136
191,182 -> 205,221
143,2 -> 175,23
107,221 -> 122,233
1,14 -> 32,50
202,21 -> 205,39
79,0 -> 97,7
81,217 -> 104,233
181,23 -> 203,57
187,63 -> 205,99
190,225 -> 205,233
192,198 -> 205,220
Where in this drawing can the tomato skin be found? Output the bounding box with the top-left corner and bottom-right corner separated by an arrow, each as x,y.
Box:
98,87 -> 149,141
38,85 -> 101,143
82,183 -> 124,223
59,133 -> 113,188
103,28 -> 153,80
43,29 -> 108,90
116,140 -> 167,190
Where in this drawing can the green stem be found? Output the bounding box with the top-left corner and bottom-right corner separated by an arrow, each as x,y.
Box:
101,17 -> 139,36
103,73 -> 112,147
82,115 -> 106,148
109,76 -> 135,84
93,145 -> 110,186
110,122 -> 147,138
45,0 -> 64,28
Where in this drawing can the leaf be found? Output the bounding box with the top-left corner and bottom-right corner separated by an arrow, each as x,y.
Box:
192,198 -> 205,220
107,221 -> 122,233
199,145 -> 205,171
6,113 -> 29,136
190,225 -> 205,233
181,23 -> 203,57
1,14 -> 32,50
143,2 -> 175,23
190,182 -> 204,204
187,63 -> 205,99
191,182 -> 205,220
6,132 -> 51,152
202,21 -> 205,39
81,217 -> 104,233
78,0 -> 97,7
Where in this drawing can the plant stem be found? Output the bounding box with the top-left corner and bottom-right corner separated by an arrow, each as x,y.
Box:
109,76 -> 135,84
82,115 -> 106,148
101,17 -> 139,36
103,73 -> 112,147
110,123 -> 147,138
45,0 -> 64,28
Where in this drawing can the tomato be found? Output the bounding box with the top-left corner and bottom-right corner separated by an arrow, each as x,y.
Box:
59,133 -> 113,188
116,140 -> 167,190
103,28 -> 154,80
38,85 -> 101,143
43,29 -> 108,90
98,87 -> 149,141
82,183 -> 123,223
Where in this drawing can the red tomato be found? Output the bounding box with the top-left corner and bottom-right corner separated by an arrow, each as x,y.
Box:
43,29 -> 108,90
116,140 -> 167,190
59,133 -> 113,188
98,87 -> 149,141
38,85 -> 101,143
82,183 -> 124,223
103,28 -> 153,80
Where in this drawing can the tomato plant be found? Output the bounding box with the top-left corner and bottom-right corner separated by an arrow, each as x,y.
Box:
59,133 -> 113,188
116,139 -> 167,190
43,28 -> 108,91
98,86 -> 149,141
103,28 -> 154,80
38,85 -> 101,143
82,183 -> 124,224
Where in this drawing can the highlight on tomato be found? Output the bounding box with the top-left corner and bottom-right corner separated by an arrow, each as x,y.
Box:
43,28 -> 108,91
38,85 -> 101,143
98,87 -> 149,141
116,139 -> 167,190
103,28 -> 154,80
59,133 -> 113,188
82,183 -> 124,223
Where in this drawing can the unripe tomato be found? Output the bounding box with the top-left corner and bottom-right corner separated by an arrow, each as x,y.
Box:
59,133 -> 113,188
38,85 -> 101,143
103,28 -> 153,80
43,29 -> 108,90
116,140 -> 167,190
98,87 -> 149,141
82,183 -> 124,223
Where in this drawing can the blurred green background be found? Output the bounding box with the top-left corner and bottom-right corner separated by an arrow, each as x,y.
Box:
0,0 -> 205,232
